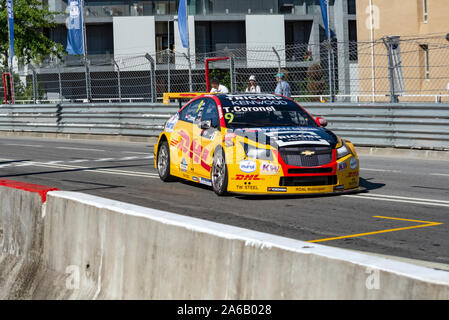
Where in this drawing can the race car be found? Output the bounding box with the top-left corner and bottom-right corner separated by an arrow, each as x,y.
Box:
154,93 -> 359,196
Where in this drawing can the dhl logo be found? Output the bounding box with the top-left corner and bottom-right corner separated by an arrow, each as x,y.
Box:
233,174 -> 262,181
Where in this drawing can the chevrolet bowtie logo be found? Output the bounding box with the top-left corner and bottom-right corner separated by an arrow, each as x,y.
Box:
301,150 -> 315,156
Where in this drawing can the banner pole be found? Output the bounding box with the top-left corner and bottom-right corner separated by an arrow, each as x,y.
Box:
81,0 -> 91,102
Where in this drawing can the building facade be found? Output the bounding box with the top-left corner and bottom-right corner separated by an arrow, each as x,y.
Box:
356,0 -> 449,102
29,0 -> 358,101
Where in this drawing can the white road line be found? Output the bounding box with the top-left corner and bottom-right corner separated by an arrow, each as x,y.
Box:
56,147 -> 106,152
431,173 -> 449,177
357,193 -> 449,204
28,162 -> 159,178
360,168 -> 401,173
14,162 -> 37,167
93,158 -> 115,162
344,194 -> 449,208
121,151 -> 151,155
4,144 -> 42,148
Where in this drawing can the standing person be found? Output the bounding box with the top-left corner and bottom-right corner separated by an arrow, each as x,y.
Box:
210,78 -> 229,94
245,75 -> 261,93
274,72 -> 291,97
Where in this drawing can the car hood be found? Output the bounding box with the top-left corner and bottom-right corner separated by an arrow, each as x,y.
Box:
231,126 -> 338,149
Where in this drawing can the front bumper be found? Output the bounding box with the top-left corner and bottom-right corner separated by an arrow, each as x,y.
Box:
226,154 -> 359,195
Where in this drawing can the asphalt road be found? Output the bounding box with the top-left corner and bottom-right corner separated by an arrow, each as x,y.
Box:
1,136 -> 448,268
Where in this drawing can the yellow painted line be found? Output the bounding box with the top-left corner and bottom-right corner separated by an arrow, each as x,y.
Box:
307,216 -> 442,243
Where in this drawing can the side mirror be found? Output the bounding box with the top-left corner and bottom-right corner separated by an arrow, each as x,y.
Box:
200,120 -> 211,130
316,117 -> 328,127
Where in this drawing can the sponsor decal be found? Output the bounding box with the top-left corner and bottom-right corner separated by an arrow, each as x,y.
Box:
192,176 -> 199,182
165,113 -> 179,133
260,162 -> 280,174
199,177 -> 212,186
201,129 -> 217,141
334,185 -> 345,191
350,157 -> 358,170
225,94 -> 284,101
233,174 -> 262,181
239,160 -> 257,173
346,171 -> 359,178
267,187 -> 287,192
236,184 -> 259,191
338,162 -> 348,171
180,158 -> 188,172
295,186 -> 327,192
264,129 -> 330,147
176,130 -> 211,172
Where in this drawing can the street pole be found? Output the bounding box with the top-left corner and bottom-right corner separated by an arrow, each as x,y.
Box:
326,0 -> 335,102
81,0 -> 91,102
167,17 -> 171,93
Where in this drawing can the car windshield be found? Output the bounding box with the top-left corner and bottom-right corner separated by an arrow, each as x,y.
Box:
220,95 -> 317,128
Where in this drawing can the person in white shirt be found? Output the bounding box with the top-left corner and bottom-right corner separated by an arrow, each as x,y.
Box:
245,75 -> 261,93
210,79 -> 229,94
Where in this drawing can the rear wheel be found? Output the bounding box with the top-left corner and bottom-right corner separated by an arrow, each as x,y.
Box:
211,147 -> 228,196
157,140 -> 176,182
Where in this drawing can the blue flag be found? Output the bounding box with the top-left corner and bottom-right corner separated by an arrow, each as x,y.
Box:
177,0 -> 189,49
66,0 -> 85,55
7,0 -> 14,66
319,0 -> 335,39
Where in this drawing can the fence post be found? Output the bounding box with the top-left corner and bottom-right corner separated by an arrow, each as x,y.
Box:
382,37 -> 398,103
84,58 -> 92,102
29,65 -> 38,104
324,40 -> 336,103
229,54 -> 235,93
145,53 -> 156,103
58,63 -> 63,103
182,52 -> 193,92
113,59 -> 122,102
272,47 -> 281,75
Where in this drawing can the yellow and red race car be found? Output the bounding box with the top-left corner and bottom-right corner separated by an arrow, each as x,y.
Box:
154,93 -> 359,196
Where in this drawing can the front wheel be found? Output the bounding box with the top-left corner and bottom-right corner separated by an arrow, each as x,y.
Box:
157,140 -> 176,182
211,147 -> 228,196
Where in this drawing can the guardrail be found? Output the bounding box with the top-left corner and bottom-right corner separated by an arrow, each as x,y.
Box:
0,102 -> 448,150
306,103 -> 449,150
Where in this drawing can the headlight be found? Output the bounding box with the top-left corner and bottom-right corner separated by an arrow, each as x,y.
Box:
336,141 -> 350,159
241,143 -> 273,161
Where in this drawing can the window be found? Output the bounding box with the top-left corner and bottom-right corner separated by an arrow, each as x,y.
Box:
200,99 -> 220,128
420,44 -> 430,80
180,99 -> 205,123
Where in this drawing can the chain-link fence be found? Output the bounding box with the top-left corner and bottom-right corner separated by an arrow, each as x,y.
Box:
3,34 -> 449,104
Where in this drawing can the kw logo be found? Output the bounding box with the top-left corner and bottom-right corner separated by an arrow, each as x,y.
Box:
234,174 -> 262,181
301,150 -> 315,156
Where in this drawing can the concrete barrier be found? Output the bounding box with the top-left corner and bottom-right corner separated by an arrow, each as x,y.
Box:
1,181 -> 449,299
0,181 -> 58,299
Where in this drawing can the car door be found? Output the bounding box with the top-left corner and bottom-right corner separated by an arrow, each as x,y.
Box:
192,98 -> 222,182
170,98 -> 206,177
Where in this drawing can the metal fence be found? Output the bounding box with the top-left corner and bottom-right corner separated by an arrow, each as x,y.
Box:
3,34 -> 449,104
1,102 -> 448,150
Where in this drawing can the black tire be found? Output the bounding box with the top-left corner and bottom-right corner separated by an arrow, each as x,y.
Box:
157,140 -> 176,182
211,147 -> 229,196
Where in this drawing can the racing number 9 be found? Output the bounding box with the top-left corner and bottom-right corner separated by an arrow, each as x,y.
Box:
225,113 -> 234,123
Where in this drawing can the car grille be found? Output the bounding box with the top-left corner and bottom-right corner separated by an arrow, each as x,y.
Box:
287,167 -> 333,174
280,175 -> 337,187
278,145 -> 333,167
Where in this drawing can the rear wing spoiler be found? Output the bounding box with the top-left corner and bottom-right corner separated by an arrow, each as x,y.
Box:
162,92 -> 212,106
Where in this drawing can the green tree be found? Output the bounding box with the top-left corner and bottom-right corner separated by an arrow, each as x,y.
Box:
0,0 -> 65,67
